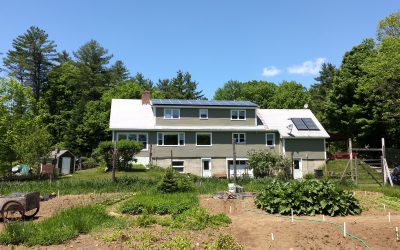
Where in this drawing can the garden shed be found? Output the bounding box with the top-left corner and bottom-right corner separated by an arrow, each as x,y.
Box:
50,149 -> 76,175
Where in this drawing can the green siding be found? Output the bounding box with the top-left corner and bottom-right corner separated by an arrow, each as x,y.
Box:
284,138 -> 325,159
155,107 -> 256,126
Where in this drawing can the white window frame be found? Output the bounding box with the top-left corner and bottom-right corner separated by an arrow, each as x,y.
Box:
266,133 -> 275,147
196,132 -> 212,146
232,133 -> 246,144
164,108 -> 180,119
199,109 -> 208,119
172,160 -> 185,173
157,132 -> 185,146
116,132 -> 148,151
231,110 -> 246,120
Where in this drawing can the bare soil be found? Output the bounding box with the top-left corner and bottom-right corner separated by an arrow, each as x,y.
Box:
1,193 -> 400,249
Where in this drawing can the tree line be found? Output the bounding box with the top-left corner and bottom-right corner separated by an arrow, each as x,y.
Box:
1,12 -> 399,171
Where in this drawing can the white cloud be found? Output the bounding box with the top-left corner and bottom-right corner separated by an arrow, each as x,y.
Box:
287,58 -> 326,75
262,66 -> 281,77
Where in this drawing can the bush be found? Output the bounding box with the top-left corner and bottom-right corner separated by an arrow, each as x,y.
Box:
158,168 -> 194,193
255,179 -> 362,216
94,140 -> 143,170
119,192 -> 198,215
247,150 -> 291,178
214,234 -> 244,250
80,157 -> 98,169
170,207 -> 231,230
0,205 -> 116,246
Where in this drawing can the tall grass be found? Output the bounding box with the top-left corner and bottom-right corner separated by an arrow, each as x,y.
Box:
0,205 -> 117,246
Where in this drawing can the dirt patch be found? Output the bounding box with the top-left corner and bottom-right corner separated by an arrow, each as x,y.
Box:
200,195 -> 400,250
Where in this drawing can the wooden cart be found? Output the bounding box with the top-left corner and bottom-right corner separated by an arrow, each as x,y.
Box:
0,192 -> 40,221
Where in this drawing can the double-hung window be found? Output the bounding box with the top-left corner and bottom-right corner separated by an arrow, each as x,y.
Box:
157,132 -> 185,146
199,109 -> 208,119
231,110 -> 246,120
172,161 -> 184,173
196,133 -> 212,146
266,133 -> 275,147
116,132 -> 148,150
164,108 -> 180,119
232,133 -> 246,144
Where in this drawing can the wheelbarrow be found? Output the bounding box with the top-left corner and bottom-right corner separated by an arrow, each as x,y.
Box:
0,192 -> 40,222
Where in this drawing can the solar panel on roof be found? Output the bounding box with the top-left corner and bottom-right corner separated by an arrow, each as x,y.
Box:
291,118 -> 308,130
151,99 -> 257,107
301,118 -> 320,130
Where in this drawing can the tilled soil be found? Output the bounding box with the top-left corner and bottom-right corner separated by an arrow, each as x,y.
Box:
1,193 -> 400,249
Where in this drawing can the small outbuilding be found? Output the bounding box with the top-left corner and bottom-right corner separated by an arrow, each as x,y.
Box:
50,150 -> 76,175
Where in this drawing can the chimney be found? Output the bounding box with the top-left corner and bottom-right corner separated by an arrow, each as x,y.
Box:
141,90 -> 151,105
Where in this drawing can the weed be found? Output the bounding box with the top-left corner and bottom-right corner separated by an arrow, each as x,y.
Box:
214,234 -> 244,250
170,207 -> 231,230
136,214 -> 158,227
162,236 -> 192,250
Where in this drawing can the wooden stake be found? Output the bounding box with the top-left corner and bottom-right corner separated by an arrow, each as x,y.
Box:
389,212 -> 391,223
396,227 -> 399,241
271,233 -> 274,241
291,209 -> 294,223
57,190 -> 60,198
383,204 -> 386,211
323,214 -> 325,222
343,222 -> 346,237
229,206 -> 232,214
232,139 -> 237,183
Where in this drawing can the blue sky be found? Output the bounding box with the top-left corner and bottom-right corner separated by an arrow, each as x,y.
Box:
0,1 -> 398,99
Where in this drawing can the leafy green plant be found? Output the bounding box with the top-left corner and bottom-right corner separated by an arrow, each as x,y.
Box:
247,150 -> 291,178
158,167 -> 194,193
136,214 -> 158,227
119,192 -> 198,215
170,207 -> 231,230
255,179 -> 362,216
162,236 -> 192,250
214,234 -> 244,250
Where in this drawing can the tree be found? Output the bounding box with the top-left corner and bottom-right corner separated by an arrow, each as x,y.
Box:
377,12 -> 400,40
214,80 -> 277,108
247,150 -> 291,178
156,71 -> 204,99
309,63 -> 338,122
109,60 -> 130,84
134,72 -> 153,90
270,81 -> 310,109
3,26 -> 57,103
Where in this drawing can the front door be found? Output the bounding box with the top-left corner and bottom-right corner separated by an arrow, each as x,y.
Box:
202,159 -> 211,177
61,157 -> 71,175
293,158 -> 302,179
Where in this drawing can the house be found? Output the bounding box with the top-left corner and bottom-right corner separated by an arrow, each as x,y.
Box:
49,149 -> 76,175
109,91 -> 329,179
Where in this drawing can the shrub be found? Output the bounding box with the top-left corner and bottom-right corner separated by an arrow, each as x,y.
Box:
304,173 -> 315,179
94,140 -> 143,170
0,205 -> 116,246
214,234 -> 244,250
255,179 -> 362,216
136,214 -> 158,227
247,150 -> 291,178
119,192 -> 198,215
170,207 -> 231,230
158,168 -> 194,193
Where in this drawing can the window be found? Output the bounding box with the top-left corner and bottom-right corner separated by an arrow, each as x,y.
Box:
196,133 -> 212,146
232,133 -> 246,144
172,161 -> 184,173
116,133 -> 148,150
199,109 -> 208,119
164,108 -> 180,119
157,132 -> 185,146
231,110 -> 246,120
266,133 -> 275,147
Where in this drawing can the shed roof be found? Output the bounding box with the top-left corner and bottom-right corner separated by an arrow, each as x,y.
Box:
50,149 -> 76,158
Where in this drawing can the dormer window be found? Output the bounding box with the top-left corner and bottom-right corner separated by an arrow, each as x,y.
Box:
231,110 -> 246,120
199,109 -> 208,119
164,108 -> 180,119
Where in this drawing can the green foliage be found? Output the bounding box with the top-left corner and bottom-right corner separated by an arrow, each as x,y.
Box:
158,167 -> 194,193
162,236 -> 192,250
170,207 -> 231,230
3,26 -> 57,102
269,81 -> 310,109
156,70 -> 204,99
0,205 -> 116,246
213,234 -> 244,250
247,150 -> 291,178
377,12 -> 400,40
94,140 -> 143,170
119,192 -> 198,215
255,179 -> 362,216
136,213 -> 158,227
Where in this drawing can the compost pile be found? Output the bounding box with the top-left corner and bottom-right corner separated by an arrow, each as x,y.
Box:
255,179 -> 362,216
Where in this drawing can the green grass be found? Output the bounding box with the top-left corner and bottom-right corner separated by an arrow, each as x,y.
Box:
119,192 -> 198,215
327,160 -> 382,185
0,205 -> 119,246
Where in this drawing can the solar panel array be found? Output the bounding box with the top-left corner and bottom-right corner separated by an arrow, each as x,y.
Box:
152,99 -> 258,107
291,118 -> 320,131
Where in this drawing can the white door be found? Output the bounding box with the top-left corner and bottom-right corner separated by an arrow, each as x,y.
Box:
293,158 -> 303,179
202,159 -> 212,178
61,157 -> 71,175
